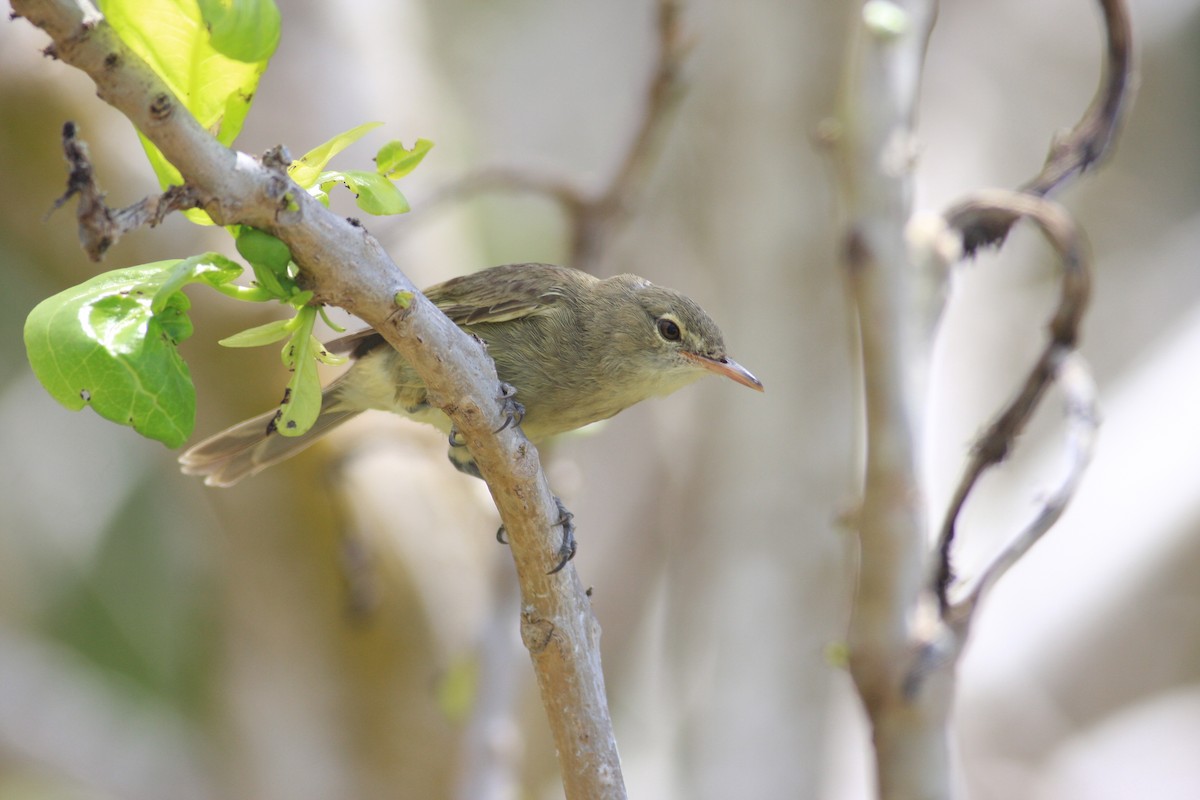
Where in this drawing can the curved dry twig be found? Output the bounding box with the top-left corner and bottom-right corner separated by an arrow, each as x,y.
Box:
51,122 -> 201,259
949,350 -> 1099,627
957,0 -> 1133,254
428,0 -> 689,272
933,190 -> 1092,611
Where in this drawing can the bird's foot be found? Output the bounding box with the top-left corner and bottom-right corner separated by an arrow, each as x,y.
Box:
494,382 -> 525,433
448,384 -> 523,446
494,496 -> 577,574
548,497 -> 576,574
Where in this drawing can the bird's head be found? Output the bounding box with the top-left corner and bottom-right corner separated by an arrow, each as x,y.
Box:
605,276 -> 764,398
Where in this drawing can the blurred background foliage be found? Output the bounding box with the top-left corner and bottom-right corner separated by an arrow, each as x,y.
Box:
2,0 -> 1200,798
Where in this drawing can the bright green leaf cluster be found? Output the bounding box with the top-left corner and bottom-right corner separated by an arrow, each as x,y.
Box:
24,255 -> 242,447
290,124 -> 434,216
26,1 -> 435,450
101,0 -> 280,225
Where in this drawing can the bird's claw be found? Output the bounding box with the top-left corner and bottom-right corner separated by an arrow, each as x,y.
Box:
449,385 -> 522,445
494,382 -> 525,433
547,498 -> 576,574
494,496 -> 577,575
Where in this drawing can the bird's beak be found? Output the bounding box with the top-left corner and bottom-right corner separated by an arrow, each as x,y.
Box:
683,352 -> 764,392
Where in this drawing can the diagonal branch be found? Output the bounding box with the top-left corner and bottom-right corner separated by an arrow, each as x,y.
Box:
957,0 -> 1133,254
933,190 -> 1092,612
10,1 -> 626,796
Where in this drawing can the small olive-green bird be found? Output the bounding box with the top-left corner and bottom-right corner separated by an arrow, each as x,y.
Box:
180,263 -> 763,489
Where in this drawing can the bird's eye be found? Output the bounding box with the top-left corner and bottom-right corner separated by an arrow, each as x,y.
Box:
656,317 -> 682,342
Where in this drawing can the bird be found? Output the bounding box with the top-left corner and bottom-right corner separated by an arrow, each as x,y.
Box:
179,262 -> 763,567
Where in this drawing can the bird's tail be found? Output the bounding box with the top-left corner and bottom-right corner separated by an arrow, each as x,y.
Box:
179,385 -> 360,487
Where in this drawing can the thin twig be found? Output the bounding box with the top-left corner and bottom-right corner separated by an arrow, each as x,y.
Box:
932,191 -> 1092,611
949,350 -> 1099,628
428,0 -> 689,273
51,121 -> 201,259
957,0 -> 1133,254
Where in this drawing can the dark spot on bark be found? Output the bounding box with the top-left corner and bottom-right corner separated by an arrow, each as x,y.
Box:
104,52 -> 120,69
42,44 -> 59,60
149,93 -> 173,121
347,217 -> 362,227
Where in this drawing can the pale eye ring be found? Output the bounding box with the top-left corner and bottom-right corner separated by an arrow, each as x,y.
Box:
656,317 -> 682,342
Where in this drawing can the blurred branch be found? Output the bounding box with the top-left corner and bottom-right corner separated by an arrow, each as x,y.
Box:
10,1 -> 626,797
951,350 -> 1098,625
933,191 -> 1093,611
831,0 -> 945,797
454,570 -> 526,800
831,0 -> 1129,796
956,0 -> 1133,253
430,0 -> 689,273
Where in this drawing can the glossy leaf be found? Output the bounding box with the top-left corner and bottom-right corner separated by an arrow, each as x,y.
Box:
102,0 -> 275,221
196,0 -> 281,63
319,170 -> 410,216
218,317 -> 294,348
289,122 -> 383,189
234,225 -> 294,299
275,306 -> 322,436
24,255 -> 243,447
375,138 -> 434,179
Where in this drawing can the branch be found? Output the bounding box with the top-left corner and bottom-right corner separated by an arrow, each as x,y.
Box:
51,121 -> 201,260
957,0 -> 1133,253
428,0 -> 689,272
831,1 -> 947,797
950,350 -> 1099,627
11,1 -> 625,796
933,191 -> 1092,612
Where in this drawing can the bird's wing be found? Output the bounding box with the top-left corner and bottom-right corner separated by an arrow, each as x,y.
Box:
425,263 -> 584,326
323,328 -> 384,358
322,265 -> 589,355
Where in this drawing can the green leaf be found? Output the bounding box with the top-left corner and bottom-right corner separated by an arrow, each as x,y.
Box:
318,306 -> 346,333
153,252 -> 243,311
196,0 -> 281,63
289,122 -> 383,189
312,337 -> 347,366
218,317 -> 293,348
24,256 -> 243,447
319,170 -> 410,216
275,307 -> 322,436
234,226 -> 294,298
102,0 -> 273,210
375,138 -> 433,179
